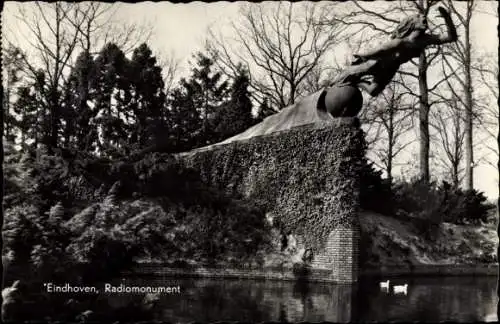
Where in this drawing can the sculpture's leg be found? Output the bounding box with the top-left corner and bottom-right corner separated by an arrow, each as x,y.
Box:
357,80 -> 382,97
368,66 -> 398,97
332,60 -> 378,86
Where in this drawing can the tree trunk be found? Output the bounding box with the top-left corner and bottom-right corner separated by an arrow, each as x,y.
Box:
496,6 -> 500,310
453,113 -> 460,189
418,52 -> 430,183
4,86 -> 10,141
387,107 -> 394,185
79,85 -> 90,151
48,87 -> 60,150
463,12 -> 474,191
452,161 -> 459,189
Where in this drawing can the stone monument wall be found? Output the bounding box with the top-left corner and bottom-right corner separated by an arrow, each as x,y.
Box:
178,118 -> 365,283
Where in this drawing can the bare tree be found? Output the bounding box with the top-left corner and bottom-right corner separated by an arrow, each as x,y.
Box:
207,2 -> 344,112
363,80 -> 415,184
496,50 -> 500,237
67,2 -> 153,56
11,2 -> 87,150
157,52 -> 180,95
301,64 -> 331,94
439,0 -> 477,190
432,96 -> 466,188
474,55 -> 499,187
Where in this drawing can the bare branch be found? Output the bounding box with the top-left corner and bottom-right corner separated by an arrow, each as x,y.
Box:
208,2 -> 342,110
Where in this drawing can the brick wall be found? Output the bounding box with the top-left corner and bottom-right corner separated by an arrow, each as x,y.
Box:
310,223 -> 361,283
125,264 -> 351,283
124,260 -> 498,283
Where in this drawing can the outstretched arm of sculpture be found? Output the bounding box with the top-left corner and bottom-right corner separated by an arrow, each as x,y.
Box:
353,7 -> 456,62
423,7 -> 458,46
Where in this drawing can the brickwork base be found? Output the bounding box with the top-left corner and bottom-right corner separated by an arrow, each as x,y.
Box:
310,224 -> 360,283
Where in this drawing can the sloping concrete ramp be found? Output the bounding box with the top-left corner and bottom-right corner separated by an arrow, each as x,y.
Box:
219,89 -> 333,145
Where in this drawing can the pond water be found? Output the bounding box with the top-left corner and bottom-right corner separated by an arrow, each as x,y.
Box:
101,275 -> 498,322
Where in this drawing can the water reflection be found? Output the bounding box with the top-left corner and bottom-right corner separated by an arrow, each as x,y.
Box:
103,276 -> 498,322
354,277 -> 498,322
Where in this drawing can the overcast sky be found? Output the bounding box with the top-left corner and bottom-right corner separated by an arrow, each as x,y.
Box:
109,1 -> 498,75
4,1 -> 497,79
3,1 -> 499,198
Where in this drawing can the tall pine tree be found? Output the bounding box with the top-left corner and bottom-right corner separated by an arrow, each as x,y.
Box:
62,50 -> 98,152
11,70 -> 48,151
167,87 -> 203,152
167,52 -> 229,151
92,43 -> 130,156
12,85 -> 39,150
212,66 -> 255,141
3,46 -> 24,143
127,43 -> 167,149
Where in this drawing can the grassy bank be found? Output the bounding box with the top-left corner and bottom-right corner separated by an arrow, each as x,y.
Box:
360,210 -> 498,268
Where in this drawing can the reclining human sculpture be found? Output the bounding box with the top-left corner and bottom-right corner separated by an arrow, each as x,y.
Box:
321,6 -> 457,117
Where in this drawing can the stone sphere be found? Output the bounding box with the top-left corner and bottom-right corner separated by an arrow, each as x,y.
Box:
319,85 -> 363,117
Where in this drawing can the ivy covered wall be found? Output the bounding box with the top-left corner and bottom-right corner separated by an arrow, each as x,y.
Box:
178,118 -> 366,252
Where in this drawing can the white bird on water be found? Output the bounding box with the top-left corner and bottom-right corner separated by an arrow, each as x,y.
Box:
379,280 -> 390,290
393,283 -> 408,295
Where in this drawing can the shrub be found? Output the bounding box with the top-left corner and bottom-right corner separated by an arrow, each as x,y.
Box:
393,178 -> 444,220
485,208 -> 498,226
439,182 -> 493,225
3,144 -> 41,209
356,159 -> 493,231
3,143 -> 94,214
100,152 -> 273,262
65,192 -> 151,280
3,204 -> 45,266
359,161 -> 393,215
3,201 -> 72,279
392,178 -> 445,240
127,152 -> 188,198
5,144 -> 272,275
70,151 -> 192,201
182,198 -> 271,262
359,228 -> 379,267
389,178 -> 494,242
